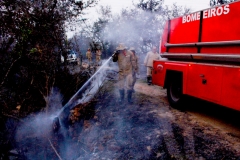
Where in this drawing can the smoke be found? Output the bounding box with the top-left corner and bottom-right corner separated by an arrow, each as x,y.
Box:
15,88 -> 65,159
14,58 -> 116,159
98,3 -> 189,62
102,8 -> 164,50
16,88 -> 63,138
98,8 -> 166,78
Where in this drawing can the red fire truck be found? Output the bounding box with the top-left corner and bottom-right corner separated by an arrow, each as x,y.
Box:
152,1 -> 240,111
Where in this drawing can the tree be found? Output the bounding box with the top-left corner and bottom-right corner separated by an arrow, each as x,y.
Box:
90,6 -> 112,57
210,0 -> 237,6
0,0 -> 97,115
69,5 -> 113,59
0,0 -> 98,158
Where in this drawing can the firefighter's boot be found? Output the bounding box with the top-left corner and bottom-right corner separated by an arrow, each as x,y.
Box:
147,76 -> 151,85
149,76 -> 152,85
119,89 -> 125,103
127,90 -> 133,104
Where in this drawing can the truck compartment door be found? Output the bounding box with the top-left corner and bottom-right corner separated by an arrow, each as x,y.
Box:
221,67 -> 240,111
187,64 -> 223,103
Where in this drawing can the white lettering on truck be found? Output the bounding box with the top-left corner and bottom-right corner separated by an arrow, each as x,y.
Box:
182,5 -> 230,24
182,12 -> 200,23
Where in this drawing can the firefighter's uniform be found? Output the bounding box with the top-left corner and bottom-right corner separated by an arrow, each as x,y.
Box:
96,49 -> 102,65
86,49 -> 92,64
129,47 -> 139,91
144,47 -> 160,85
112,44 -> 136,103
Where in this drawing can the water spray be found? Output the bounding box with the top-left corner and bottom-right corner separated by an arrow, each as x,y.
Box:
55,56 -> 114,129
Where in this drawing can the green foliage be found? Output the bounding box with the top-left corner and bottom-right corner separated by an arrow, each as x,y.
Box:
30,48 -> 38,54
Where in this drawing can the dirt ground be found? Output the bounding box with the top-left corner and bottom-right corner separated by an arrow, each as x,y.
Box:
134,78 -> 240,159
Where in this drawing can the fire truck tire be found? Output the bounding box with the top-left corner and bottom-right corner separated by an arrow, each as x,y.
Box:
167,78 -> 183,109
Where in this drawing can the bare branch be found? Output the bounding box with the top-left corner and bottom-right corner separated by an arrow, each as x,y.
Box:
0,56 -> 21,88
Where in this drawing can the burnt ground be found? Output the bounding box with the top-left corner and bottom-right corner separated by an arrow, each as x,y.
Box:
13,64 -> 240,160
134,80 -> 240,159
64,76 -> 240,159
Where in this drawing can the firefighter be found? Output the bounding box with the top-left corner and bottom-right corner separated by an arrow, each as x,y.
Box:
129,47 -> 139,92
144,46 -> 160,85
112,43 -> 136,104
86,48 -> 92,65
96,49 -> 102,66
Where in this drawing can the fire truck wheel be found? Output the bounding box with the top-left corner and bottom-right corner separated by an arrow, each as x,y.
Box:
167,79 -> 183,109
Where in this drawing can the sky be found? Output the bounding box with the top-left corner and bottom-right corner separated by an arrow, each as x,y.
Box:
68,0 -> 210,38
83,0 -> 211,23
94,0 -> 210,13
162,0 -> 210,11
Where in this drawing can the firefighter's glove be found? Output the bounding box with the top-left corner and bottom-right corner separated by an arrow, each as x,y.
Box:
112,50 -> 119,62
112,50 -> 120,56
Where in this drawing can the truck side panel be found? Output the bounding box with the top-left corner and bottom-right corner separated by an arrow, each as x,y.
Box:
186,63 -> 240,111
168,16 -> 199,53
201,2 -> 240,53
161,1 -> 240,54
221,67 -> 240,111
201,3 -> 240,42
153,60 -> 240,111
186,63 -> 223,103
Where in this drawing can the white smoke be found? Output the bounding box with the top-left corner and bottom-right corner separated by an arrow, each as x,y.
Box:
14,58 -> 116,159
